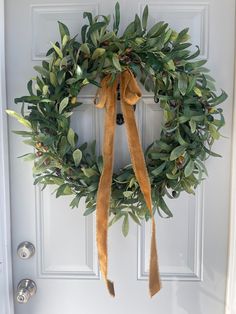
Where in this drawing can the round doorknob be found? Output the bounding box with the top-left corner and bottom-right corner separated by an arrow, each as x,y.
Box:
17,241 -> 35,259
16,279 -> 37,303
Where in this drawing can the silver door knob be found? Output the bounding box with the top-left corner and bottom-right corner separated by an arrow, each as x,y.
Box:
17,241 -> 35,259
16,279 -> 37,303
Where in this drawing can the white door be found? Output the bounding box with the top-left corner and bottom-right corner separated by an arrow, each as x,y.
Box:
6,0 -> 234,313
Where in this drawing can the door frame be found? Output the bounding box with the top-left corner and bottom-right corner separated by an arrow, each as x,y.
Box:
0,0 -> 235,313
0,0 -> 14,313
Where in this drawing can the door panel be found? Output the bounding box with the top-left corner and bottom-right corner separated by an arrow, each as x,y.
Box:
6,0 -> 234,313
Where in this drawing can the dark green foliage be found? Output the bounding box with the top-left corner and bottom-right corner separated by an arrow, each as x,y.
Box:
7,2 -> 226,236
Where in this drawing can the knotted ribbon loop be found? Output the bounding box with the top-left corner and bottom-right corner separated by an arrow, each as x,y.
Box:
96,69 -> 161,297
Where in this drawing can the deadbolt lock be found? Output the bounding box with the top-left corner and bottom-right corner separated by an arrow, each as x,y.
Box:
17,241 -> 35,259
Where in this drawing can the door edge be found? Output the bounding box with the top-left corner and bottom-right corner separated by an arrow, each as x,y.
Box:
0,0 -> 14,313
225,3 -> 236,313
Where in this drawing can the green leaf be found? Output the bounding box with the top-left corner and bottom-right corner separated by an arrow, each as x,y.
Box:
58,21 -> 70,41
83,207 -> 96,216
76,65 -> 83,79
50,42 -> 63,59
178,73 -> 188,96
147,21 -> 164,37
92,48 -> 106,60
6,110 -> 32,129
109,212 -> 124,227
142,5 -> 148,31
164,60 -> 175,71
175,28 -> 190,43
158,197 -> 173,217
34,66 -> 50,78
184,159 -> 194,177
58,136 -> 70,157
59,97 -> 69,114
80,43 -> 90,56
209,124 -> 220,140
113,2 -> 120,33
186,59 -> 207,70
170,145 -> 186,161
209,90 -> 228,106
151,162 -> 166,176
83,12 -> 93,25
70,196 -> 81,209
56,184 -> 73,197
189,119 -> 196,133
129,212 -> 141,225
73,149 -> 82,167
112,54 -> 122,71
122,214 -> 129,237
186,76 -> 197,94
67,128 -> 75,147
82,167 -> 98,177
89,22 -> 106,35
193,87 -> 202,97
123,191 -> 133,198
50,72 -> 57,87
21,153 -> 36,161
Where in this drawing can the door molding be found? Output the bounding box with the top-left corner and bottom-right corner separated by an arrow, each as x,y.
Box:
0,0 -> 14,313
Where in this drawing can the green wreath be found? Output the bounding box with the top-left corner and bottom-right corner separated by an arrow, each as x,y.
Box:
7,3 -> 226,236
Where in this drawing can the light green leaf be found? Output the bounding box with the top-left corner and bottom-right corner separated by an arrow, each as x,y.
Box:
184,159 -> 194,177
92,48 -> 106,60
50,72 -> 57,87
112,54 -> 122,71
62,35 -> 70,47
142,5 -> 148,31
73,149 -> 82,167
34,66 -> 50,78
209,124 -> 220,140
193,87 -> 202,97
164,60 -> 175,71
59,97 -> 69,114
56,184 -> 73,197
170,145 -> 186,161
122,214 -> 129,237
58,21 -> 70,41
42,85 -> 49,95
123,191 -> 133,198
82,167 -> 98,177
6,110 -> 32,129
67,128 -> 75,147
189,119 -> 196,133
178,73 -> 188,96
76,65 -> 83,79
80,43 -> 90,56
50,42 -> 63,59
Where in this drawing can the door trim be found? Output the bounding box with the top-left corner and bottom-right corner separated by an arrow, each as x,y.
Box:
0,0 -> 14,313
225,9 -> 236,312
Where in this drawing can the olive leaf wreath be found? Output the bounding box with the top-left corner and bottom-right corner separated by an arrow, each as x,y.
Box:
7,3 -> 226,237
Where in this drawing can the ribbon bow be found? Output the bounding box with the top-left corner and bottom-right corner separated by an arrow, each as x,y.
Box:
96,69 -> 161,297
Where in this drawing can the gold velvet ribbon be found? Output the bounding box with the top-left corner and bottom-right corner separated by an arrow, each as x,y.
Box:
95,69 -> 161,297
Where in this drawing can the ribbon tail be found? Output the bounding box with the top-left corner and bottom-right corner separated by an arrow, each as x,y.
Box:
96,77 -> 117,297
149,219 -> 161,297
120,71 -> 162,297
